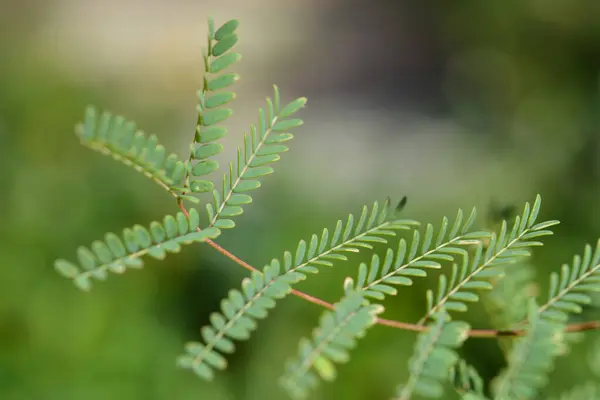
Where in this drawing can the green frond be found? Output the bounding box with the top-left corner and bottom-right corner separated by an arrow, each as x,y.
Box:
54,209 -> 221,291
178,199 -> 417,381
394,315 -> 470,400
176,267 -> 289,380
551,382 -> 600,400
419,194 -> 559,323
348,208 -> 490,300
538,238 -> 600,323
206,85 -> 306,229
485,261 -> 536,329
492,299 -> 564,400
75,107 -> 188,196
450,359 -> 487,399
279,291 -> 382,399
186,18 -> 242,194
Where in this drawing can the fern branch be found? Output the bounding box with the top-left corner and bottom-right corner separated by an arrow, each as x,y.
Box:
450,359 -> 489,400
492,299 -> 564,400
206,85 -> 306,229
538,238 -> 600,322
348,208 -> 490,300
394,315 -> 470,400
279,291 -> 382,399
54,208 -> 220,290
184,18 -> 242,195
418,195 -> 559,324
76,107 -> 191,199
177,199 -> 417,380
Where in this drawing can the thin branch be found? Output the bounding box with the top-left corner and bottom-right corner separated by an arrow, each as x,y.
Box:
176,200 -> 600,339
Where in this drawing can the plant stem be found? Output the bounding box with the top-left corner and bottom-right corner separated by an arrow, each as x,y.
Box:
176,200 -> 600,339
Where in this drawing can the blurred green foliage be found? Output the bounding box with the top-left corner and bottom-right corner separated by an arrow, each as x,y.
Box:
2,2 -> 600,399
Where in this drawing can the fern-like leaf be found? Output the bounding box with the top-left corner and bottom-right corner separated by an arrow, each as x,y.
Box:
450,359 -> 488,399
492,299 -> 564,400
419,194 -> 559,323
349,208 -> 490,300
538,238 -> 600,323
206,85 -> 306,229
54,208 -> 221,290
177,199 -> 417,380
394,315 -> 470,400
279,291 -> 382,399
485,261 -> 537,329
76,107 -> 188,196
186,18 -> 242,194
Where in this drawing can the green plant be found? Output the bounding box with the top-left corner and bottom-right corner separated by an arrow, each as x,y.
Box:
54,17 -> 600,400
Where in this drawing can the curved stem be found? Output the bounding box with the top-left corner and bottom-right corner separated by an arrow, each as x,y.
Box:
176,200 -> 600,339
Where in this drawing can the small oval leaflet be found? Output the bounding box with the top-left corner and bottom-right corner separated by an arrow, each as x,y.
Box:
190,180 -> 214,193
214,19 -> 239,41
194,143 -> 224,160
212,34 -> 238,57
207,74 -> 239,92
192,160 -> 219,177
210,53 -> 241,73
205,92 -> 236,109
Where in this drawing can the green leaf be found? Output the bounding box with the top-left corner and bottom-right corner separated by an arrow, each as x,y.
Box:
205,92 -> 236,109
280,292 -> 383,398
198,126 -> 227,143
214,19 -> 239,40
279,98 -> 307,118
209,53 -> 241,73
190,180 -> 214,193
207,74 -> 240,91
75,107 -> 187,191
201,108 -> 233,126
194,143 -> 224,159
396,317 -> 469,400
212,34 -> 238,56
192,160 -> 219,176
54,210 -> 221,290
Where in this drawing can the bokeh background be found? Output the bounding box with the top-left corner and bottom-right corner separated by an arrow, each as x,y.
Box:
2,1 -> 600,399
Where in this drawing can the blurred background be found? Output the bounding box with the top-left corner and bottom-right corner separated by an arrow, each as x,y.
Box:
1,0 -> 600,399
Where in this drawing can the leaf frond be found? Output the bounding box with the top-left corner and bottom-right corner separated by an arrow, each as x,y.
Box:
177,199 -> 417,380
54,209 -> 221,290
394,315 -> 470,400
349,208 -> 490,301
538,238 -> 600,323
450,359 -> 489,400
419,195 -> 559,323
279,291 -> 382,399
186,18 -> 242,194
76,107 -> 187,194
492,299 -> 564,400
206,85 -> 307,229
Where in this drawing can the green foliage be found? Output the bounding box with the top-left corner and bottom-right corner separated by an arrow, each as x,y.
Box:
420,195 -> 559,323
348,208 -> 490,301
53,14 -> 600,400
206,86 -> 306,230
76,106 -> 187,193
450,359 -> 487,399
280,291 -> 382,399
186,18 -> 242,194
538,239 -> 600,323
395,316 -> 470,399
54,208 -> 221,291
492,300 -> 564,400
177,199 -> 416,381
